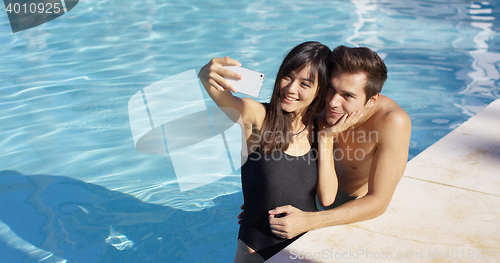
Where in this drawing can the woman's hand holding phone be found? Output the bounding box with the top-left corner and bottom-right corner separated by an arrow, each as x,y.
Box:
199,57 -> 264,97
198,56 -> 242,93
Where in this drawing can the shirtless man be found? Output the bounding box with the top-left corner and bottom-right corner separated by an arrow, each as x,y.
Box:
265,45 -> 412,239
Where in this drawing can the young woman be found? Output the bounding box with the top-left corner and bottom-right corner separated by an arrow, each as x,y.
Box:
199,42 -> 358,262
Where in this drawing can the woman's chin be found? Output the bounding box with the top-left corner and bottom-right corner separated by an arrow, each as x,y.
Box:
280,103 -> 295,113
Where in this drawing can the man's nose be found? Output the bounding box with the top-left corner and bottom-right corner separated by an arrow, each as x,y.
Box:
328,93 -> 342,108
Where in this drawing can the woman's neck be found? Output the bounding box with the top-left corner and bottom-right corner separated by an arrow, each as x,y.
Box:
291,111 -> 309,134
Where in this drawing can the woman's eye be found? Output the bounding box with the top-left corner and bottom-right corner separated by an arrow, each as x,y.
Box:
301,82 -> 310,88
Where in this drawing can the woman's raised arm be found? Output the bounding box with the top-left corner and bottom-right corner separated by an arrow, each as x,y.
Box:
198,56 -> 263,128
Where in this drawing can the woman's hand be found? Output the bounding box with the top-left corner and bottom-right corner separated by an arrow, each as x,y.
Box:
198,56 -> 242,93
320,111 -> 363,140
237,204 -> 244,224
315,111 -> 362,207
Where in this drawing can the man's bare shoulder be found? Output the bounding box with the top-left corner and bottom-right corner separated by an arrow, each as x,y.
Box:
370,95 -> 411,143
372,95 -> 411,129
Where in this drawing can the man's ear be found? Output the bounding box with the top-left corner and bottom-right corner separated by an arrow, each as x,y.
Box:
365,93 -> 380,108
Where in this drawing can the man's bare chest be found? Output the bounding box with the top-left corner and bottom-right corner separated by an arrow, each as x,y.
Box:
333,129 -> 377,163
333,129 -> 377,193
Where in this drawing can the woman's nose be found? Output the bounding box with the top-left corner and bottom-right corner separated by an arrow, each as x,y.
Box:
284,80 -> 299,93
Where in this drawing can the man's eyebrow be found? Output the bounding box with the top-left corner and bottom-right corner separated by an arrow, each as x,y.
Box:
345,91 -> 357,97
335,88 -> 357,98
346,92 -> 357,98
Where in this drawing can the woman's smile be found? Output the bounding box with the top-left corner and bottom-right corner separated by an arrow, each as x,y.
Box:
283,94 -> 299,103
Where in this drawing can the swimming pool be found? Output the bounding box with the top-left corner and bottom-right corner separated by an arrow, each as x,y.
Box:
1,0 -> 499,262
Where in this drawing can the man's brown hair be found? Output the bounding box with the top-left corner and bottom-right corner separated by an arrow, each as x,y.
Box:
332,45 -> 387,103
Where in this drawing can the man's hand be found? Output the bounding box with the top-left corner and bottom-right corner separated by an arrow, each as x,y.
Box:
268,205 -> 311,239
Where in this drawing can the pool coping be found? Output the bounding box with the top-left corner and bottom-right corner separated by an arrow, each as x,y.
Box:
268,99 -> 500,262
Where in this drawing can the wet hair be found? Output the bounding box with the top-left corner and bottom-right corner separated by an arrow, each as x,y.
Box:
332,45 -> 387,103
260,41 -> 333,154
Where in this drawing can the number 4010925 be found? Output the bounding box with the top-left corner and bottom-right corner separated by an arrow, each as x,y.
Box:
6,2 -> 63,14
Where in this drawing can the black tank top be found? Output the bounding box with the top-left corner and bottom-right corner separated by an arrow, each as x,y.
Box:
238,117 -> 319,260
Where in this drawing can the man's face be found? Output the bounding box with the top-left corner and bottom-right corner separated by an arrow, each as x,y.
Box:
325,70 -> 370,125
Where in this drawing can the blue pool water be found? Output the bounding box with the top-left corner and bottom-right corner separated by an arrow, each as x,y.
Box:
1,0 -> 500,262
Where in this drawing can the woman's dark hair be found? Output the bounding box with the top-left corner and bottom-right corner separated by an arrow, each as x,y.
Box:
259,41 -> 333,154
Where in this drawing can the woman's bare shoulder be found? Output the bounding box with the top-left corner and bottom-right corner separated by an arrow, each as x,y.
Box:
241,98 -> 267,126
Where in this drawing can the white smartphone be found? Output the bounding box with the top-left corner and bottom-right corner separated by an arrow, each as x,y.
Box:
222,66 -> 265,97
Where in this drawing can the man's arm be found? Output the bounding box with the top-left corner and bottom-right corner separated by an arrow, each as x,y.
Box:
269,110 -> 411,239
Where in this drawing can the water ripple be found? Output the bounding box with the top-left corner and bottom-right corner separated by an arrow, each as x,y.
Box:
1,0 -> 499,213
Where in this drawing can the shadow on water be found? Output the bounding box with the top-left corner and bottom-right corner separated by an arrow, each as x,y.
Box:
0,170 -> 242,263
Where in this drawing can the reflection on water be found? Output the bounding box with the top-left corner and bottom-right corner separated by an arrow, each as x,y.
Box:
1,0 -> 500,261
106,226 -> 134,251
0,219 -> 67,262
1,0 -> 498,211
0,170 -> 240,262
460,2 -> 500,114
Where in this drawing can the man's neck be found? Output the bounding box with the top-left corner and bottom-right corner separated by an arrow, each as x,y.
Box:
352,100 -> 379,130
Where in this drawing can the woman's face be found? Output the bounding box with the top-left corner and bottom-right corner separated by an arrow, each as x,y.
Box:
279,64 -> 320,115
